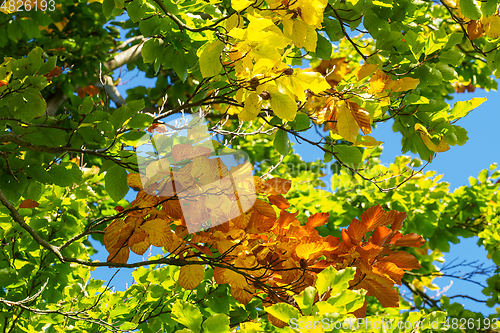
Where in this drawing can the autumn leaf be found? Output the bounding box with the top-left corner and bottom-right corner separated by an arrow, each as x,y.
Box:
392,77 -> 420,92
336,100 -> 359,143
415,123 -> 450,152
18,199 -> 39,209
482,15 -> 500,39
467,20 -> 484,40
179,262 -> 205,289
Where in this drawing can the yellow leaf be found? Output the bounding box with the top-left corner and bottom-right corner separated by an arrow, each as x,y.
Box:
304,24 -> 318,52
291,20 -> 307,48
392,77 -> 420,92
482,15 -> 500,39
336,100 -> 359,143
369,70 -> 394,93
355,63 -> 378,81
239,92 -> 262,121
354,135 -> 384,148
226,13 -> 243,32
179,263 -> 205,290
293,70 -> 330,94
231,0 -> 254,11
199,40 -> 224,78
415,123 -> 450,152
266,84 -> 297,121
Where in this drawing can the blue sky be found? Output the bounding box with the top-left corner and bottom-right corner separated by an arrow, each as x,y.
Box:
89,14 -> 500,316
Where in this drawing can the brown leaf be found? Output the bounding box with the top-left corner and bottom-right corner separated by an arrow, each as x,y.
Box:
467,20 -> 484,40
19,199 -> 39,209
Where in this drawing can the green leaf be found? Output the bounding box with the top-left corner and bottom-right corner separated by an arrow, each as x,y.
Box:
315,33 -> 332,60
128,99 -> 145,112
265,303 -> 299,323
199,41 -> 224,78
11,88 -> 47,122
102,0 -> 115,19
274,129 -> 290,155
79,96 -> 94,115
128,113 -> 154,129
439,49 -> 464,66
294,286 -> 317,316
481,0 -> 498,17
110,105 -> 136,128
38,56 -> 57,76
290,114 -> 310,131
141,39 -> 164,64
172,50 -> 188,82
48,163 -> 82,187
172,300 -> 203,333
316,266 -> 356,295
331,145 -> 362,165
104,165 -> 129,202
202,314 -> 230,333
460,0 -> 482,20
139,15 -> 160,36
323,17 -> 344,42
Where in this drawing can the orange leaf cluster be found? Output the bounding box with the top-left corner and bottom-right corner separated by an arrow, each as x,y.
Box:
103,144 -> 424,310
77,85 -> 100,98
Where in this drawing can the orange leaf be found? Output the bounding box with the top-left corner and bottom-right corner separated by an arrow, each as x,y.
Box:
179,263 -> 205,290
262,178 -> 292,195
346,218 -> 368,244
267,194 -> 290,209
189,242 -> 213,257
357,243 -> 383,261
362,278 -> 399,307
374,261 -> 404,286
275,210 -> 299,230
107,246 -> 130,264
387,210 -> 407,232
140,218 -> 172,247
296,242 -> 325,260
305,212 -> 329,230
213,266 -> 248,289
44,66 -> 62,78
361,205 -> 386,231
467,20 -> 484,40
351,299 -> 367,318
129,231 -> 150,255
231,286 -> 254,305
253,199 -> 276,220
348,101 -> 371,135
393,233 -> 425,248
370,226 -> 392,246
19,199 -> 39,209
379,251 -> 421,270
0,80 -> 8,87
